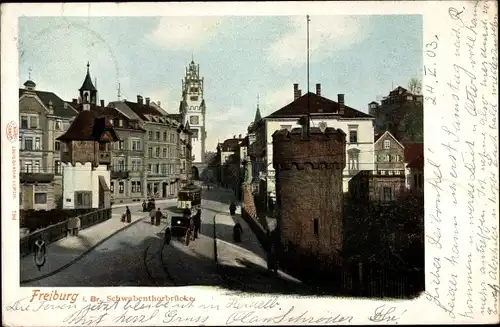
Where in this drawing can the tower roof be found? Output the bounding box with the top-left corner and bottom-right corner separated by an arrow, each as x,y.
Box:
79,62 -> 97,92
253,104 -> 262,124
23,80 -> 36,88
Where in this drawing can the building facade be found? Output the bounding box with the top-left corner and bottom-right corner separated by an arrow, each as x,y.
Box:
110,96 -> 182,200
374,130 -> 405,175
248,83 -> 375,210
179,59 -> 207,172
19,79 -> 79,210
348,170 -> 406,204
403,142 -> 424,192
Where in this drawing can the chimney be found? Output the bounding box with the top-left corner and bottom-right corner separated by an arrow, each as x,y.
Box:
72,98 -> 77,104
100,99 -> 104,107
233,135 -> 236,138
294,83 -> 299,100
338,94 -> 345,115
316,83 -> 321,96
146,97 -> 150,106
238,134 -> 242,139
137,95 -> 143,105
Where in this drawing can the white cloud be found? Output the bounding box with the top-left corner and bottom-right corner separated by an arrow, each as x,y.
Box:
147,16 -> 222,50
268,16 -> 368,66
262,82 -> 296,113
206,106 -> 250,151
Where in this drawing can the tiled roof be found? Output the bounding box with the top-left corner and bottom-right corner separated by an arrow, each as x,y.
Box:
168,114 -> 183,123
403,142 -> 424,165
121,100 -> 166,121
19,88 -> 79,119
57,109 -> 119,142
407,154 -> 424,168
68,103 -> 146,132
266,92 -> 372,119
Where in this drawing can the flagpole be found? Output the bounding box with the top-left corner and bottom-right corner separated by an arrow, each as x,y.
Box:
306,15 -> 311,138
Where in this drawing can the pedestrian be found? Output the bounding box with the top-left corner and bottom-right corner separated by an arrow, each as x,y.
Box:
229,202 -> 236,216
126,206 -> 131,223
142,200 -> 147,212
233,222 -> 243,243
150,207 -> 155,225
193,209 -> 201,238
155,208 -> 162,226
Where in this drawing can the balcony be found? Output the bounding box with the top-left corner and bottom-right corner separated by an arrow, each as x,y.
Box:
99,151 -> 111,164
111,170 -> 130,179
20,172 -> 55,183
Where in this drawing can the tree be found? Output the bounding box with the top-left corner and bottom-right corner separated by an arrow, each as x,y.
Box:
408,77 -> 422,95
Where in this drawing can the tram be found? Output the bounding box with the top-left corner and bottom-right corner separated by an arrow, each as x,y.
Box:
177,183 -> 202,211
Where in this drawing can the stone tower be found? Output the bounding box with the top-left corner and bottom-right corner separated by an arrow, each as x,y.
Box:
180,58 -> 206,165
272,126 -> 346,267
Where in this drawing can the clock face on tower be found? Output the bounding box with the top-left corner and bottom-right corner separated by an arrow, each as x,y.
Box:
190,115 -> 199,125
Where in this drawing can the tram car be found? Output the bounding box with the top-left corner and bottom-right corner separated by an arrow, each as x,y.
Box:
177,183 -> 202,210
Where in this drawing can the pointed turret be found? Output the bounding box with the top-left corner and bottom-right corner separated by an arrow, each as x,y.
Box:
79,62 -> 98,110
253,103 -> 262,125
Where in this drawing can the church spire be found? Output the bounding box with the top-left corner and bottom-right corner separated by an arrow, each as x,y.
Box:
253,94 -> 262,124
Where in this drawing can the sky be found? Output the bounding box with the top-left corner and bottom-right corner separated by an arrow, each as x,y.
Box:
19,15 -> 422,151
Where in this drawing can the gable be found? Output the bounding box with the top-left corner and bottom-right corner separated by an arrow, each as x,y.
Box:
374,131 -> 404,150
19,93 -> 48,114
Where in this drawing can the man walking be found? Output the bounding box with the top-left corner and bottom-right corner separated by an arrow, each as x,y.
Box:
155,208 -> 162,226
150,207 -> 155,225
193,208 -> 202,238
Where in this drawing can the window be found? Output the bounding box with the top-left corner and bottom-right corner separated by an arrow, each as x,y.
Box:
119,119 -> 123,127
24,137 -> 33,151
163,132 -> 167,141
21,116 -> 28,129
75,191 -> 92,208
280,125 -> 292,131
313,219 -> 319,235
190,96 -> 198,101
110,182 -> 114,193
55,141 -> 60,151
23,160 -> 33,173
118,140 -> 124,150
55,120 -> 62,130
192,129 -> 199,139
132,159 -> 141,171
162,164 -> 167,175
349,130 -> 358,143
109,119 -> 114,126
383,187 -> 393,201
34,160 -> 40,173
347,149 -> 360,172
148,131 -> 153,140
34,192 -> 47,204
148,147 -> 153,158
155,147 -> 160,158
136,181 -> 141,193
155,164 -> 160,174
30,116 -> 38,129
119,181 -> 124,194
131,139 -> 141,151
148,164 -> 153,173
55,160 -> 61,175
384,140 -> 391,149
117,160 -> 125,171
163,148 -> 167,158
34,137 -> 41,150
155,131 -> 160,140
131,181 -> 136,193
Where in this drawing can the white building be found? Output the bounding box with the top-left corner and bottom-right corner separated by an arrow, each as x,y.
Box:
179,59 -> 207,165
248,83 -> 375,198
57,63 -> 119,209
